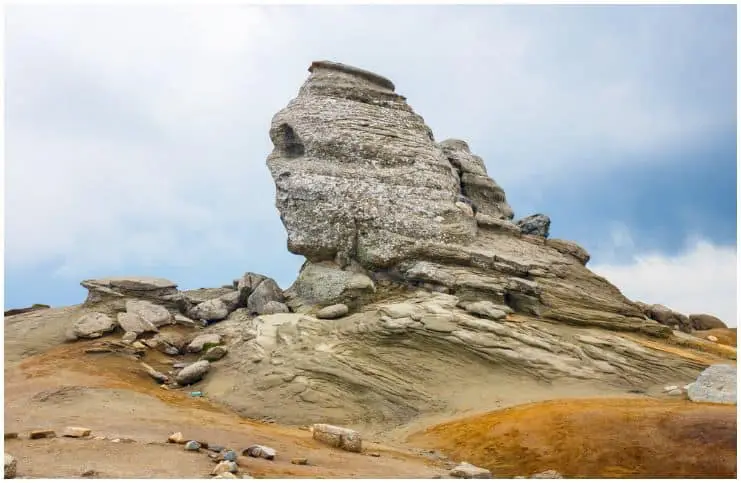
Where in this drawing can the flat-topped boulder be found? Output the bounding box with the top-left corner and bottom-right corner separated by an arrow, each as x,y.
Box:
80,276 -> 189,313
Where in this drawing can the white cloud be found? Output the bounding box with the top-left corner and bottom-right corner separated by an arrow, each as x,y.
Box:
3,5 -> 735,287
591,239 -> 737,327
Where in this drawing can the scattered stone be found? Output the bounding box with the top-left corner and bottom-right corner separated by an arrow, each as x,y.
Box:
62,427 -> 92,438
515,213 -> 551,238
132,341 -> 147,350
687,364 -> 737,404
185,441 -> 202,451
201,346 -> 228,362
707,335 -> 719,343
191,298 -> 230,322
222,450 -> 238,462
666,388 -> 683,396
80,469 -> 99,478
663,385 -> 679,393
121,331 -> 138,344
186,334 -> 222,353
213,472 -> 238,479
71,312 -> 117,340
291,458 -> 309,465
29,430 -> 56,439
117,312 -> 158,335
212,461 -> 238,475
531,470 -> 563,478
175,360 -> 211,385
4,433 -> 18,440
125,299 -> 173,328
242,444 -> 276,460
450,462 -> 492,479
141,362 -> 169,384
368,452 -> 381,457
689,313 -> 728,331
311,424 -> 362,453
316,304 -> 349,320
168,432 -> 186,444
5,453 -> 17,479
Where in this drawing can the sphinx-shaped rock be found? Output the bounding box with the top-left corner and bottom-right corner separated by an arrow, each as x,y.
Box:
266,61 -> 670,339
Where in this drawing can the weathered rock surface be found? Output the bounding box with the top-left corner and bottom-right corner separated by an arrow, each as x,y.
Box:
81,277 -> 189,313
260,301 -> 290,314
125,300 -> 173,328
311,424 -> 362,453
70,313 -> 117,339
187,334 -> 222,353
117,312 -> 158,335
190,298 -> 230,322
643,304 -> 691,333
247,278 -> 285,315
689,314 -> 728,331
201,346 -> 228,362
176,360 -> 211,385
286,261 -> 375,310
515,214 -> 550,238
242,445 -> 276,460
687,364 -> 736,405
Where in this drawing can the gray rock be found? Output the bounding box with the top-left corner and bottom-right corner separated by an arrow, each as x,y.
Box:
125,300 -> 173,328
201,346 -> 228,362
174,314 -> 198,327
220,291 -> 241,312
222,450 -> 238,462
287,261 -> 375,308
117,312 -> 158,335
643,304 -> 691,333
515,214 -> 551,238
141,362 -> 169,384
5,453 -> 17,479
183,287 -> 235,305
175,360 -> 211,385
191,299 -> 230,322
212,461 -> 238,475
71,312 -> 117,339
237,273 -> 267,306
449,462 -> 491,479
80,277 -> 184,311
247,278 -> 284,315
184,440 -> 201,451
266,60 -> 478,269
316,304 -> 349,320
186,334 -> 222,353
242,444 -> 276,460
260,301 -> 290,314
687,364 -> 736,405
689,314 -> 728,331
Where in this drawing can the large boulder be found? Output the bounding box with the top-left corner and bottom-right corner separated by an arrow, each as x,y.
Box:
286,261 -> 375,310
237,272 -> 268,306
689,314 -> 728,331
643,304 -> 691,333
70,312 -> 117,339
687,364 -> 736,405
190,298 -> 230,322
175,360 -> 211,385
116,312 -> 158,335
247,278 -> 285,315
80,277 -> 189,313
515,214 -> 551,238
125,300 -> 173,328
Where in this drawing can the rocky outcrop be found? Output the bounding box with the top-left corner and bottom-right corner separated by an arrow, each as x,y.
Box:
81,277 -> 189,313
642,304 -> 691,333
4,304 -> 50,317
689,314 -> 728,331
687,364 -> 736,405
266,61 -> 667,339
69,313 -> 117,340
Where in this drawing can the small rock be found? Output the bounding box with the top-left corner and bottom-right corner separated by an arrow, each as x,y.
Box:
173,362 -> 188,369
80,469 -> 99,478
707,335 -> 719,343
62,427 -> 92,438
185,440 -> 201,451
531,470 -> 563,479
667,388 -> 683,396
663,385 -> 679,392
311,424 -> 362,453
168,432 -> 186,444
201,346 -> 228,362
132,341 -> 146,350
186,334 -> 222,353
242,444 -> 276,460
515,213 -> 551,238
368,452 -> 381,457
208,445 -> 225,453
316,304 -> 349,320
291,458 -> 309,465
4,433 -> 18,440
140,362 -> 169,384
111,438 -> 121,443
29,430 -> 56,439
450,462 -> 492,479
5,453 -> 17,479
213,472 -> 238,479
212,461 -> 238,475
222,450 -> 238,462
175,360 -> 211,385
121,331 -> 138,344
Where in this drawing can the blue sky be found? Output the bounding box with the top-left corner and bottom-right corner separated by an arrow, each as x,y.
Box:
3,4 -> 737,324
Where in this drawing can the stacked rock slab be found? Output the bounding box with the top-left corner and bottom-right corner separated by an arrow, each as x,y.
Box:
266,61 -> 669,338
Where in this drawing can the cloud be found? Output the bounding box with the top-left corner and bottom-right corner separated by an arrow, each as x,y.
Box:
3,4 -> 736,300
591,239 -> 737,327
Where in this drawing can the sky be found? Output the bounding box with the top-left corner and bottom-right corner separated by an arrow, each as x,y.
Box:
3,4 -> 738,325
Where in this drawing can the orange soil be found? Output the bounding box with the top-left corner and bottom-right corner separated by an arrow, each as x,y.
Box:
695,328 -> 737,347
408,398 -> 737,478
